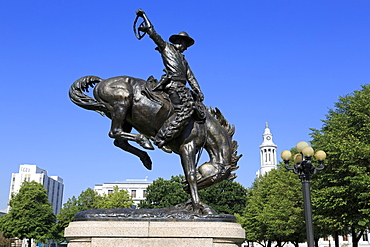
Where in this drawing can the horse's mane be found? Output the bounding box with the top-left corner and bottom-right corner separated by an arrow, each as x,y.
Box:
208,107 -> 242,180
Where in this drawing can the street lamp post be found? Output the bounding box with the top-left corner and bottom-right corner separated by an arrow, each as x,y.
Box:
281,141 -> 326,247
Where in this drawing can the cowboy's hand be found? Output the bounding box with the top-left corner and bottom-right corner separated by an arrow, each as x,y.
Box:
138,26 -> 149,33
136,9 -> 145,17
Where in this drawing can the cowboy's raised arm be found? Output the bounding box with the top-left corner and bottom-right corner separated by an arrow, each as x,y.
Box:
136,9 -> 166,50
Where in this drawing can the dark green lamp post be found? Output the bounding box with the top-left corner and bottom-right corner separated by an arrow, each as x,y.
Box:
281,142 -> 326,247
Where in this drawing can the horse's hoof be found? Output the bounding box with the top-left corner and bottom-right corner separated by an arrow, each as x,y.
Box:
142,159 -> 152,170
202,206 -> 217,215
138,136 -> 155,150
141,141 -> 154,150
200,202 -> 217,215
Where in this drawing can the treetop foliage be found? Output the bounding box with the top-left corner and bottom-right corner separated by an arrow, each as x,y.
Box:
56,186 -> 133,240
138,175 -> 189,209
238,167 -> 306,246
95,186 -> 134,209
198,179 -> 248,215
0,181 -> 57,245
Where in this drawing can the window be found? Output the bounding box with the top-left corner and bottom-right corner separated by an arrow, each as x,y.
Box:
131,190 -> 137,198
343,235 -> 348,241
264,150 -> 267,162
108,190 -> 113,194
143,190 -> 147,198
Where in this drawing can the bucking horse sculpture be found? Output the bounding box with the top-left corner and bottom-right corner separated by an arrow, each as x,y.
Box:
69,11 -> 241,215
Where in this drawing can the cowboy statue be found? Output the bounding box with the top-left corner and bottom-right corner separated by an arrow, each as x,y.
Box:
69,9 -> 241,215
135,9 -> 205,149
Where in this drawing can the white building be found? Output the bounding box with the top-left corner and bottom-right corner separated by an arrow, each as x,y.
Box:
257,122 -> 278,176
8,164 -> 64,215
94,178 -> 152,207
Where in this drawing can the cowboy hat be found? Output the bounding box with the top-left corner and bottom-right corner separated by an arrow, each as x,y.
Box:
169,31 -> 194,47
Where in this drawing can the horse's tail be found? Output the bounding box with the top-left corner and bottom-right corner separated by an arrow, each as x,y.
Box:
209,107 -> 242,180
69,76 -> 107,116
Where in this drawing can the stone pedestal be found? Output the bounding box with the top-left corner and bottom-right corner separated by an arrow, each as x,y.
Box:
64,208 -> 245,247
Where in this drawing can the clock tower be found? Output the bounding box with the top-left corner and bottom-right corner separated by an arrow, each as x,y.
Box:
258,122 -> 278,175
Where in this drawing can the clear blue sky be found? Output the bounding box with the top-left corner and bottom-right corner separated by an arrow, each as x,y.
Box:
1,1 -> 369,211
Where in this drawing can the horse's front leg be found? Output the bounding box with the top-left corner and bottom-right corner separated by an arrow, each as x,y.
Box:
108,101 -> 154,150
180,142 -> 201,213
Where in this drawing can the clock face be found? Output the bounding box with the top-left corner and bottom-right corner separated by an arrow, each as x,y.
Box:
266,136 -> 271,141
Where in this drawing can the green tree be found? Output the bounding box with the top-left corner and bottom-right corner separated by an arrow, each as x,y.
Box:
76,187 -> 102,211
56,188 -> 102,240
310,84 -> 370,247
0,181 -> 56,247
238,165 -> 306,247
56,186 -> 134,239
138,175 -> 189,209
95,186 -> 134,209
199,180 -> 248,215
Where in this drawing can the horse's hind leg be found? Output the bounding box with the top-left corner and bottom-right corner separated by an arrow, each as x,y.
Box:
106,84 -> 153,150
114,123 -> 153,170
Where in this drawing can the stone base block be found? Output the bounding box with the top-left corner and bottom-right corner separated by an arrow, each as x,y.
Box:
65,220 -> 245,247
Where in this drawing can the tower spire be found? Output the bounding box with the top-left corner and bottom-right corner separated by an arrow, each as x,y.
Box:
258,123 -> 278,176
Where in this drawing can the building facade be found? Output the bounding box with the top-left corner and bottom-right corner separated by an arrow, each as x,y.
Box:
8,164 -> 64,215
94,178 -> 152,207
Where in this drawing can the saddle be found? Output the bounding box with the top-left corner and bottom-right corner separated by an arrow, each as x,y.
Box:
144,76 -> 206,123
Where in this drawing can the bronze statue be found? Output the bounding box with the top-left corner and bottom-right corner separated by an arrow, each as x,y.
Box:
69,9 -> 241,214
